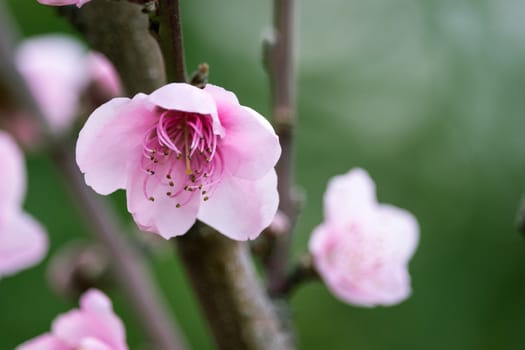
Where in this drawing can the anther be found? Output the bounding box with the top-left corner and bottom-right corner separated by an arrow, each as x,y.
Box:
176,203 -> 181,208
148,196 -> 155,202
203,196 -> 209,201
169,181 -> 174,187
166,192 -> 172,196
166,174 -> 172,179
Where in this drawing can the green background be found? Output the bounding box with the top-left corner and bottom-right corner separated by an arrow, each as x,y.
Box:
2,0 -> 525,349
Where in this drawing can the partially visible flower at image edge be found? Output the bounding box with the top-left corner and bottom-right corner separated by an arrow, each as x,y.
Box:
0,131 -> 48,278
36,0 -> 91,8
309,168 -> 419,307
16,289 -> 129,350
76,82 -> 281,241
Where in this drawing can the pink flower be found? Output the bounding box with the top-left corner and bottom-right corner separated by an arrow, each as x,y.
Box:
76,83 -> 281,240
37,0 -> 91,7
14,35 -> 122,136
87,52 -> 123,102
309,168 -> 419,307
0,131 -> 47,277
17,289 -> 128,350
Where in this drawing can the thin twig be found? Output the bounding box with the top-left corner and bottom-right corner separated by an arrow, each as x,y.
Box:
0,6 -> 187,349
157,0 -> 186,82
269,254 -> 318,298
265,0 -> 299,295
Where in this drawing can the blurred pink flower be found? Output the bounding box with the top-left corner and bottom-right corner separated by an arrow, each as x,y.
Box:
0,131 -> 47,277
17,289 -> 128,350
309,168 -> 419,307
13,35 -> 122,138
76,83 -> 281,240
87,52 -> 123,103
37,0 -> 91,8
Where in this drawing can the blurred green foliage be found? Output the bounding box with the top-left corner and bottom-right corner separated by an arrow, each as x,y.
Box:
2,0 -> 525,349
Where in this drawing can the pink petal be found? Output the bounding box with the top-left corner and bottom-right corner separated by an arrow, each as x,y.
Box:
125,161 -> 200,239
37,0 -> 91,7
197,170 -> 279,241
0,131 -> 25,210
15,35 -> 89,132
76,94 -> 156,195
16,334 -> 69,350
149,83 -> 223,136
79,338 -> 114,350
376,204 -> 419,263
0,212 -> 48,277
80,289 -> 113,313
52,290 -> 127,350
87,52 -> 122,99
329,263 -> 411,307
76,0 -> 92,7
324,167 -> 377,224
205,84 -> 281,180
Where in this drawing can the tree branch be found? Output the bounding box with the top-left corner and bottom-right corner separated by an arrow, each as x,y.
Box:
264,0 -> 299,295
175,224 -> 293,350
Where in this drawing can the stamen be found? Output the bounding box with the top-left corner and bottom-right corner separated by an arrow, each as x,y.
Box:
142,110 -> 222,204
184,121 -> 192,175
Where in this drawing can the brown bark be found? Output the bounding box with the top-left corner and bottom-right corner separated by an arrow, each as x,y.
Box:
175,224 -> 293,350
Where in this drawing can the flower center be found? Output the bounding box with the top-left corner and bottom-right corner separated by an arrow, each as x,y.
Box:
141,110 -> 223,206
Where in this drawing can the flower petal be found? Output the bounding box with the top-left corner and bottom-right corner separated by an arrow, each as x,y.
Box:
324,167 -> 377,223
16,334 -> 69,350
80,289 -> 113,313
309,222 -> 412,307
0,212 -> 48,277
76,94 -> 156,195
79,337 -> 114,350
126,160 -> 200,239
87,52 -> 123,100
52,290 -> 127,350
205,84 -> 281,180
198,170 -> 279,240
149,83 -> 223,135
376,204 -> 419,263
0,131 -> 25,210
37,0 -> 90,7
16,35 -> 89,131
